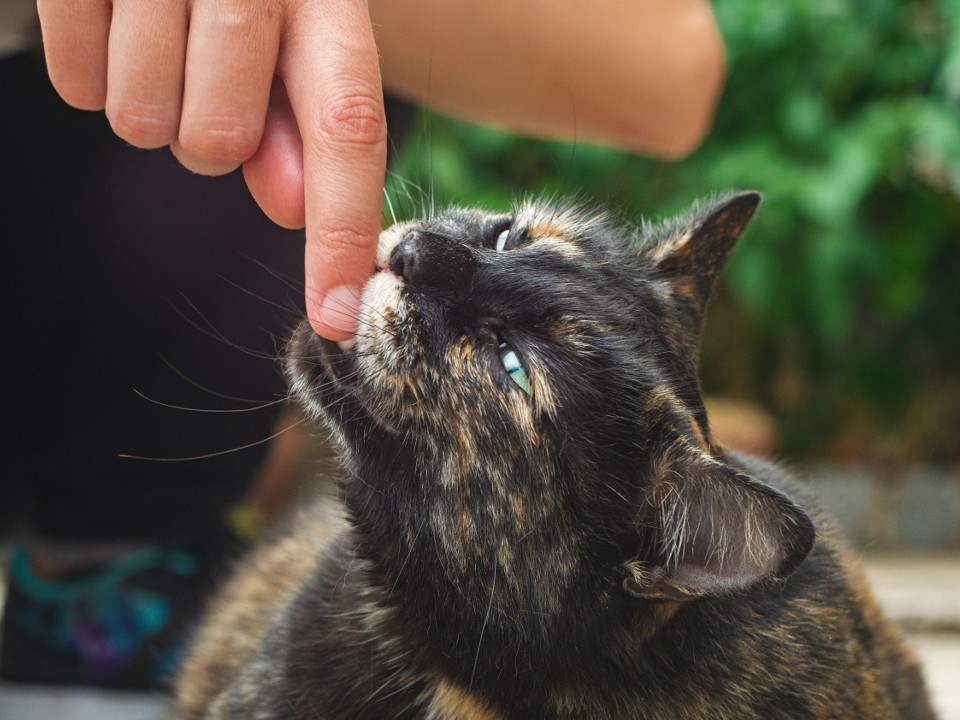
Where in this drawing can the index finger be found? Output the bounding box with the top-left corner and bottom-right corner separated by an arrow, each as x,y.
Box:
281,0 -> 387,341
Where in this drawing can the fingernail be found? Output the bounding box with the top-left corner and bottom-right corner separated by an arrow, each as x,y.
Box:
316,285 -> 361,337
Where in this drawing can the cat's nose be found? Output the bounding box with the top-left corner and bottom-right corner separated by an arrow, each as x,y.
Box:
388,234 -> 423,284
388,231 -> 477,290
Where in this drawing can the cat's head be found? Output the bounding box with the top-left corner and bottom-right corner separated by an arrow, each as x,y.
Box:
287,192 -> 814,644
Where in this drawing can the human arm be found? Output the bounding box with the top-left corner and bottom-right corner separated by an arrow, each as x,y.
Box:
372,0 -> 725,159
35,0 -> 725,340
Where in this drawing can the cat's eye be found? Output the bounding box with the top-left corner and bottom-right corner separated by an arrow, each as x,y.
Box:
495,229 -> 510,253
499,342 -> 530,394
491,222 -> 522,253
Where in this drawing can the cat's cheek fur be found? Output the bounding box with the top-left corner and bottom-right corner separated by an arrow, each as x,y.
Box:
357,270 -> 405,378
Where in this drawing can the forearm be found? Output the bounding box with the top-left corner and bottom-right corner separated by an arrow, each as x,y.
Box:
370,0 -> 725,158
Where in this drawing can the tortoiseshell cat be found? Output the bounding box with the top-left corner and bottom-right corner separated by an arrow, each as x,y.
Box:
172,193 -> 934,719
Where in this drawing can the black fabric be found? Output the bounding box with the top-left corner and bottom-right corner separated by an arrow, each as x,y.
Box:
1,50 -> 416,541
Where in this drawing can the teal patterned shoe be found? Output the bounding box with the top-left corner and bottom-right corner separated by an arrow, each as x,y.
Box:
0,542 -> 206,689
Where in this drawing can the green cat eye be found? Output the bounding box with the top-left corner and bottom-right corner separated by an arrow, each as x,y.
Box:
499,342 -> 530,394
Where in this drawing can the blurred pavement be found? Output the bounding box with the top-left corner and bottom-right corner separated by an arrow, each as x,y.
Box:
863,554 -> 960,720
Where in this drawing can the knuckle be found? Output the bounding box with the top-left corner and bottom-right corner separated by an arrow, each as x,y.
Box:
179,117 -> 262,165
318,226 -> 378,254
106,99 -> 178,148
212,0 -> 263,28
315,88 -> 387,149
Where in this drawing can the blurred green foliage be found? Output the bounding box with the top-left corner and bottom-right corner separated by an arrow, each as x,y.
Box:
389,0 -> 960,462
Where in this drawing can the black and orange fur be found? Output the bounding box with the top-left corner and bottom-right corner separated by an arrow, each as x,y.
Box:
172,193 -> 934,719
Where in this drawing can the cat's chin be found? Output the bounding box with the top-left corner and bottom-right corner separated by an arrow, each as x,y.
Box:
286,326 -> 404,439
317,336 -> 360,386
286,325 -> 358,418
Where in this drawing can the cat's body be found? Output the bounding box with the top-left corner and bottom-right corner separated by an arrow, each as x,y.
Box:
172,194 -> 934,719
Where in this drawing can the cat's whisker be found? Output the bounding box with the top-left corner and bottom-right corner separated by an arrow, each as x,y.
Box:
169,295 -> 281,361
157,356 -> 280,404
602,481 -> 630,505
238,252 -> 304,293
469,556 -> 497,693
382,185 -> 398,227
386,171 -> 430,220
424,113 -> 435,220
131,389 -> 289,414
215,274 -> 303,318
389,518 -> 425,600
118,413 -> 309,462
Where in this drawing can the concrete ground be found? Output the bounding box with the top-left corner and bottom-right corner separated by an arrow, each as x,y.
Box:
1,554 -> 958,719
863,554 -> 960,720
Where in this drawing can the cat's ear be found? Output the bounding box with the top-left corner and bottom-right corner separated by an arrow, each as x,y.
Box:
651,191 -> 761,321
624,447 -> 814,602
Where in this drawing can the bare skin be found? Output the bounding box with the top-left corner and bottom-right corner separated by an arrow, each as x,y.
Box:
36,0 -> 725,340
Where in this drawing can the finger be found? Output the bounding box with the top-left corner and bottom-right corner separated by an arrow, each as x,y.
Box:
173,0 -> 281,175
282,0 -> 387,340
37,0 -> 111,110
105,0 -> 188,148
243,78 -> 306,229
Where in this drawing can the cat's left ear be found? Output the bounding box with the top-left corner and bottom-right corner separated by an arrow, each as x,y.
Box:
623,445 -> 815,602
651,191 -> 761,321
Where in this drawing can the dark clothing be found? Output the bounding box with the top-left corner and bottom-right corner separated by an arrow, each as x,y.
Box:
2,51 -> 415,541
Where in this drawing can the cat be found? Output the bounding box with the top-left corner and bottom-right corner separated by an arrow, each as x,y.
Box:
171,192 -> 935,719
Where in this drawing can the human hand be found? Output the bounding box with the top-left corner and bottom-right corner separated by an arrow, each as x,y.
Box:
37,0 -> 388,340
